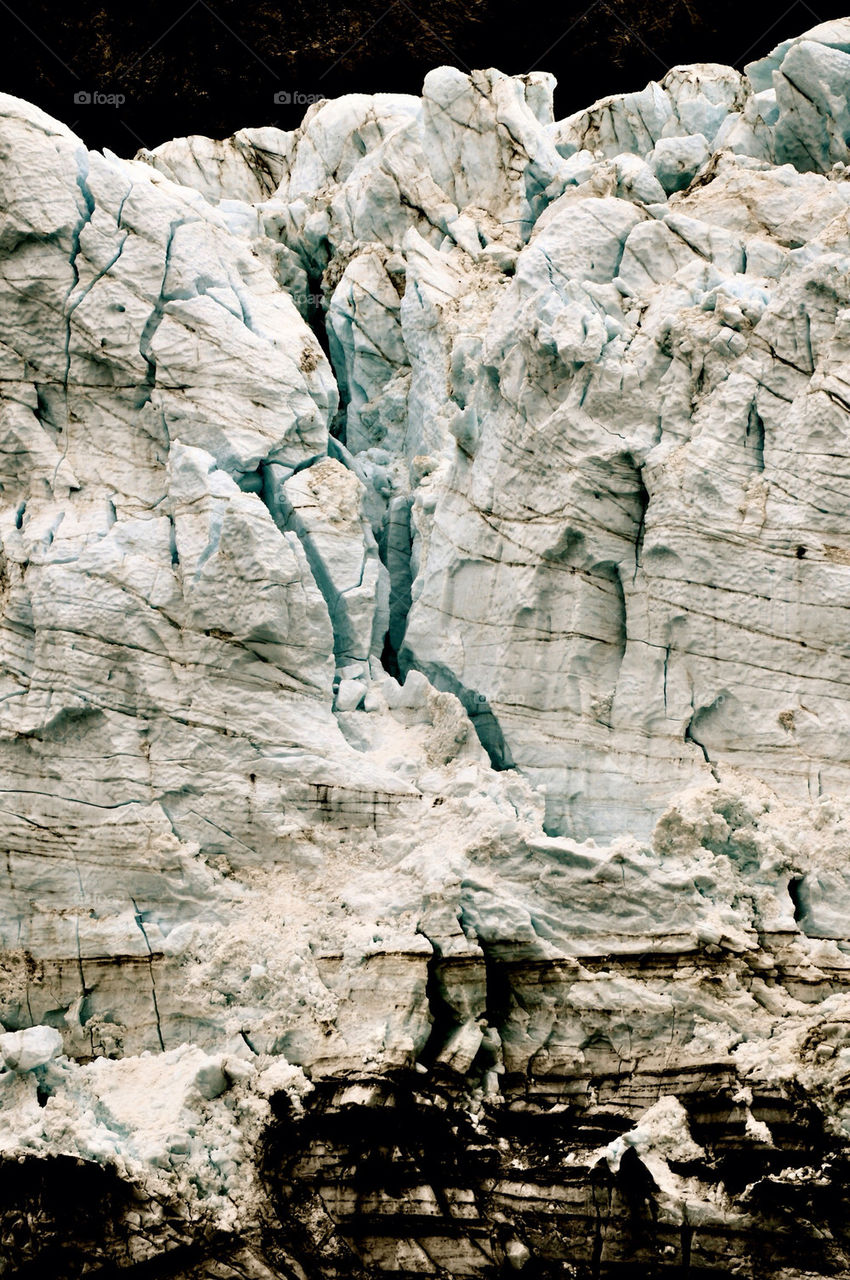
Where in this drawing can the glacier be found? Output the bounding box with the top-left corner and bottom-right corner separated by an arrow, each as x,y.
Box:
3,15 -> 850,1278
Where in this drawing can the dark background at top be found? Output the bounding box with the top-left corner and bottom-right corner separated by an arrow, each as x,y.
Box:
0,0 -> 847,157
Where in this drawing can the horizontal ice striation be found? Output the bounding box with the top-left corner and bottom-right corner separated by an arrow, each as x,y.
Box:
4,17 -> 850,1279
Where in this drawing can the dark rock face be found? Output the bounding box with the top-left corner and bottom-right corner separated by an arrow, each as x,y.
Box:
251,947 -> 850,1279
261,1074 -> 850,1279
0,1157 -> 193,1275
8,935 -> 850,1279
0,1157 -> 268,1278
3,0 -> 850,153
6,1068 -> 848,1279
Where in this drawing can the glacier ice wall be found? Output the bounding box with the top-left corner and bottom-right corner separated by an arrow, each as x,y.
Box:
4,16 -> 850,1279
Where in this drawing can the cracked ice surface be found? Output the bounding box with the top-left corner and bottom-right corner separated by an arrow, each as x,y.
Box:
6,17 -> 850,1276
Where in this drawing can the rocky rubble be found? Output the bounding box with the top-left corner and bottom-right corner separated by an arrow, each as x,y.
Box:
3,15 -> 850,1278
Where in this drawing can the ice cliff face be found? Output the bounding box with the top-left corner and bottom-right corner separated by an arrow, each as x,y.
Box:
5,17 -> 850,1278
